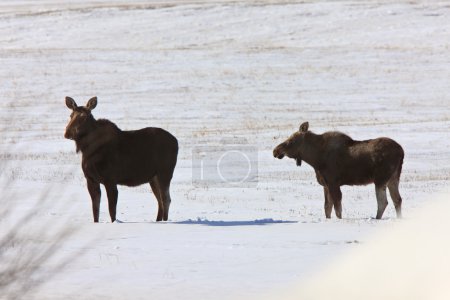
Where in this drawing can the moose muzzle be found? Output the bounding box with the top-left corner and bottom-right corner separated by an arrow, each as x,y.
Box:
273,144 -> 285,159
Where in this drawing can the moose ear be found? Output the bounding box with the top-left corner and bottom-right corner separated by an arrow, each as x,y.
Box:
65,97 -> 77,110
299,122 -> 309,133
86,97 -> 97,110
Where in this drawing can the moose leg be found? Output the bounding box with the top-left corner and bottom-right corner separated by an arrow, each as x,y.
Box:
328,185 -> 342,219
105,184 -> 118,223
324,187 -> 333,219
155,174 -> 172,222
160,183 -> 172,222
375,184 -> 388,219
387,178 -> 402,218
150,177 -> 164,222
87,179 -> 101,223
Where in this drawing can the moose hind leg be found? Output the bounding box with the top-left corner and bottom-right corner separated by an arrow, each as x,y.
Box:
375,184 -> 388,219
387,178 -> 402,218
156,174 -> 173,222
162,188 -> 172,221
105,184 -> 118,223
160,182 -> 172,222
150,177 -> 164,222
152,175 -> 173,222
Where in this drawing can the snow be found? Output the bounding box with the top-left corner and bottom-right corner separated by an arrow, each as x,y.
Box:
283,192 -> 450,300
0,1 -> 449,299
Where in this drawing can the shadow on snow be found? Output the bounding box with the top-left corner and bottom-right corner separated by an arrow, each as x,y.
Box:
173,218 -> 298,227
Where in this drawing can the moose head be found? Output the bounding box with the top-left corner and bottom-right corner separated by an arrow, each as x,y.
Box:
273,121 -> 309,166
64,96 -> 98,140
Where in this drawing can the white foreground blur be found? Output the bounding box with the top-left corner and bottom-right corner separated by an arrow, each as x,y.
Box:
282,192 -> 450,300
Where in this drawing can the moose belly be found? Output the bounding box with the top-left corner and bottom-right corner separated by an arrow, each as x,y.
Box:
338,162 -> 376,186
116,160 -> 157,187
117,177 -> 151,187
84,158 -> 157,187
341,176 -> 374,186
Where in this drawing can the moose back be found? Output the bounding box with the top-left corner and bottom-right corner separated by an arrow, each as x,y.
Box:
64,96 -> 178,222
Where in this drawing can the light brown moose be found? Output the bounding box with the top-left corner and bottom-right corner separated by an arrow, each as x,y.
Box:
273,122 -> 404,219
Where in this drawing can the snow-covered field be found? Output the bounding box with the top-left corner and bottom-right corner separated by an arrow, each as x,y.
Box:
1,1 -> 449,299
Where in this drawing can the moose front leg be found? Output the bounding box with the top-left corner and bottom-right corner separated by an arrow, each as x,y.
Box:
87,179 -> 101,222
323,187 -> 333,219
328,185 -> 342,219
105,184 -> 118,223
316,171 -> 333,218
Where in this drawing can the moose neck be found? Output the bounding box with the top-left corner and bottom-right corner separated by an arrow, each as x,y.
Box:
75,118 -> 120,159
299,132 -> 324,169
74,118 -> 101,156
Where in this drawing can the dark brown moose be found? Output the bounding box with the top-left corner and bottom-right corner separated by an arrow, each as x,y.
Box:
273,122 -> 404,219
64,97 -> 178,222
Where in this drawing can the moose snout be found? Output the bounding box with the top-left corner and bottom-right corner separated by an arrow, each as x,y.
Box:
273,145 -> 285,159
64,128 -> 75,140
